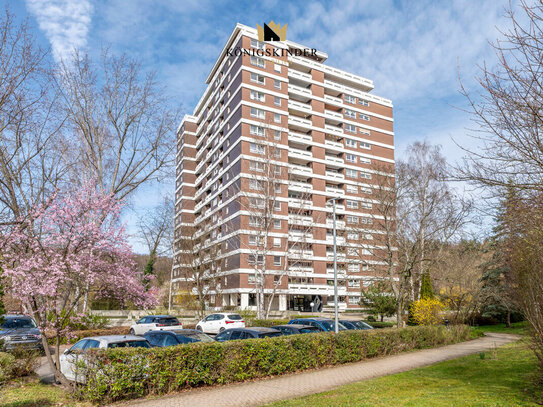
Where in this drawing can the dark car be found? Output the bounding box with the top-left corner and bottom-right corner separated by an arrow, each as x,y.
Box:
0,315 -> 43,351
339,320 -> 374,330
272,324 -> 321,335
288,318 -> 348,332
214,327 -> 282,342
143,329 -> 215,347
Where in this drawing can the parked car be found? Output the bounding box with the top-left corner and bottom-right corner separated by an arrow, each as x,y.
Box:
60,335 -> 150,382
143,329 -> 214,347
0,314 -> 43,352
196,313 -> 245,334
129,315 -> 182,335
339,320 -> 374,330
214,327 -> 281,342
271,324 -> 320,335
288,318 -> 348,332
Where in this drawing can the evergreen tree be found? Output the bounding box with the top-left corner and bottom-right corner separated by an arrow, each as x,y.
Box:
420,270 -> 434,300
361,281 -> 397,322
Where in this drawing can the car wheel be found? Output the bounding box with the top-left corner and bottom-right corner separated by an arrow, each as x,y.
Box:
219,327 -> 225,333
129,328 -> 135,335
196,325 -> 203,331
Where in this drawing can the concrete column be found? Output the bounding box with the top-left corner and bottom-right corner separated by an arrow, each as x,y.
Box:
241,293 -> 249,309
279,294 -> 287,311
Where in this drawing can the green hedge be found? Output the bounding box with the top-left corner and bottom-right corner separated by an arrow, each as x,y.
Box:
79,325 -> 470,404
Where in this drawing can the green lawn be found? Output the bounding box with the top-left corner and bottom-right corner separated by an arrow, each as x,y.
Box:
0,380 -> 90,407
269,340 -> 538,406
470,321 -> 528,337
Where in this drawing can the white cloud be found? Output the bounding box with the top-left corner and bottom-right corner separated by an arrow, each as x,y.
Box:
25,0 -> 94,63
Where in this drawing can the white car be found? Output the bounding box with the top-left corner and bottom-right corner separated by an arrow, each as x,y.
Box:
196,313 -> 245,334
129,315 -> 182,335
59,335 -> 150,382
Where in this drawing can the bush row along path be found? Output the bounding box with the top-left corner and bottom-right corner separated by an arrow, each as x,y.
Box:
119,332 -> 520,407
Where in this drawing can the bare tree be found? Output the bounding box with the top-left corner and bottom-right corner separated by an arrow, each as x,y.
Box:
55,49 -> 179,201
356,142 -> 469,327
457,0 -> 543,193
0,8 -> 67,224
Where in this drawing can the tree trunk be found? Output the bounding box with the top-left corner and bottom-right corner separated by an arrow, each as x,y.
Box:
506,309 -> 511,328
41,335 -> 73,390
396,301 -> 404,328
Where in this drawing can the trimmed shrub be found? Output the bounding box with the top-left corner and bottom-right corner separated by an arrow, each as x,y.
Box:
80,325 -> 470,404
0,352 -> 15,384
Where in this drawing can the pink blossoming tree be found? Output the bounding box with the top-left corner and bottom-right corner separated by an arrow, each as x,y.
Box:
0,183 -> 156,388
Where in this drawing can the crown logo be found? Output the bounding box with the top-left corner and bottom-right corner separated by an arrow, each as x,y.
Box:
257,21 -> 287,41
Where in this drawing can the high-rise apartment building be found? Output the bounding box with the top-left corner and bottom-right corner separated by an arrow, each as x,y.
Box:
173,23 -> 394,312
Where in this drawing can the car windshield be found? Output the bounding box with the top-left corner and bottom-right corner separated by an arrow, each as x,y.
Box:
320,320 -> 347,331
160,318 -> 179,324
184,333 -> 214,343
108,340 -> 150,348
227,314 -> 242,320
1,317 -> 37,329
354,321 -> 372,329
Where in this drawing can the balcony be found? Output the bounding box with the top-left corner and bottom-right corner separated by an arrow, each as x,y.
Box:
288,249 -> 314,257
324,94 -> 342,105
288,100 -> 312,115
326,218 -> 346,228
326,252 -> 347,261
289,131 -> 313,145
324,109 -> 343,121
325,170 -> 345,181
288,116 -> 312,130
288,283 -> 348,295
288,83 -> 312,98
288,147 -> 313,161
325,186 -> 345,196
289,230 -> 313,239
324,139 -> 343,151
290,180 -> 312,192
288,69 -> 312,83
326,235 -> 346,245
325,155 -> 343,165
325,124 -> 343,137
289,163 -> 313,177
288,214 -> 313,225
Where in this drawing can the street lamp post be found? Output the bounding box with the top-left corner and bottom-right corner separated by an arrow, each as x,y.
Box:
327,197 -> 339,334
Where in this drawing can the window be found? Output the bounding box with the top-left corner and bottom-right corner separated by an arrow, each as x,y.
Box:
345,153 -> 356,163
358,99 -> 370,107
359,157 -> 371,164
250,124 -> 265,136
249,198 -> 265,208
346,200 -> 358,209
348,263 -> 359,272
345,138 -> 357,148
250,179 -> 263,190
273,219 -> 281,229
248,254 -> 264,264
274,256 -> 281,266
274,96 -> 281,106
349,296 -> 360,304
250,143 -> 265,154
273,130 -> 281,140
250,72 -> 265,84
250,108 -> 265,119
249,160 -> 264,172
248,235 -> 258,245
345,94 -> 356,104
273,237 -> 281,247
274,63 -> 281,73
250,56 -> 265,68
274,79 -> 281,89
346,169 -> 358,178
274,113 -> 281,123
347,232 -> 359,240
274,149 -> 281,158
348,280 -> 361,288
362,248 -> 371,255
274,165 -> 281,175
249,216 -> 262,227
360,201 -> 372,209
360,142 -> 371,150
345,124 -> 357,133
360,186 -> 372,194
347,215 -> 359,224
344,109 -> 356,119
360,172 -> 372,180
347,248 -> 359,256
250,39 -> 265,50
361,217 -> 373,225
359,128 -> 370,136
274,201 -> 281,211
248,274 -> 256,284
346,184 -> 358,193
359,113 -> 370,121
250,90 -> 265,102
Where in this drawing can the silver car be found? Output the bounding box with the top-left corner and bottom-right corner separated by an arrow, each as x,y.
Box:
59,335 -> 150,382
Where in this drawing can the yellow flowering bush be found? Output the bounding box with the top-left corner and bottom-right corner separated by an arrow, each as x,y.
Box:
411,298 -> 444,325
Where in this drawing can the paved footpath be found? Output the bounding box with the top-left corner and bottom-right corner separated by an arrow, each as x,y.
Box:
120,333 -> 519,407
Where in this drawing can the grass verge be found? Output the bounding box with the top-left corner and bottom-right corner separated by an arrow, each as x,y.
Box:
268,340 -> 538,406
0,380 -> 90,407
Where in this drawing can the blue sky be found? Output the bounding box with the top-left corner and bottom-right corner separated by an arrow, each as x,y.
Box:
9,0 -> 514,253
